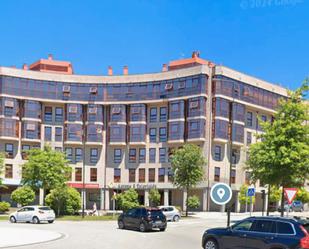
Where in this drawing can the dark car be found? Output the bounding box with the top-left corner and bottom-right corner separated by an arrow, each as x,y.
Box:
202,216 -> 309,249
278,201 -> 304,212
118,207 -> 167,232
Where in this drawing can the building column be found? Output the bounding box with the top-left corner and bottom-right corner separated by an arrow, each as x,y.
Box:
144,190 -> 149,207
235,192 -> 241,213
220,204 -> 225,213
202,188 -> 208,211
182,189 -> 187,212
81,189 -> 86,210
39,188 -> 44,205
164,189 -> 169,206
100,188 -> 104,210
105,189 -> 110,210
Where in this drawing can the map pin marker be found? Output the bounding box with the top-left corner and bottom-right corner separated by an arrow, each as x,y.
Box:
217,188 -> 225,199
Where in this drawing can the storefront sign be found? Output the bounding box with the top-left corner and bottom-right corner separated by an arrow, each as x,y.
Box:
112,184 -> 157,190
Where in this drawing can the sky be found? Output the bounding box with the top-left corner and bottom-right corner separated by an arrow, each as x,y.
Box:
0,0 -> 308,90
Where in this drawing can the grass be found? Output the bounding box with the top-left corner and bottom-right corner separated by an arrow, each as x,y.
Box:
56,215 -> 119,221
0,215 -> 9,221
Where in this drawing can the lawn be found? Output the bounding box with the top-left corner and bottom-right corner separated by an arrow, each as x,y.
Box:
0,216 -> 9,221
56,215 -> 119,221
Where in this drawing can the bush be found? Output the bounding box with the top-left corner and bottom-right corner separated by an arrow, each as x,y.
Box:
0,201 -> 10,213
114,188 -> 139,211
149,189 -> 161,207
45,187 -> 81,216
187,195 -> 200,210
11,186 -> 35,206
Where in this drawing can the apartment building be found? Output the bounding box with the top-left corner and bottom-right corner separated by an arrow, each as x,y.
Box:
0,52 -> 288,211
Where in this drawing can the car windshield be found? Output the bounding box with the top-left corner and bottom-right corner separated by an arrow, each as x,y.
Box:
39,207 -> 52,211
147,210 -> 163,216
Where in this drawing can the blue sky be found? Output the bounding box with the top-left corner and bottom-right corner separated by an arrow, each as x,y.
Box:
1,0 -> 308,90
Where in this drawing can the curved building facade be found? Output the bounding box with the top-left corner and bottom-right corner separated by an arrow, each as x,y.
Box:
0,52 -> 287,212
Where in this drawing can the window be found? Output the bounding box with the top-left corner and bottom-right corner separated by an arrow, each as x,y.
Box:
129,169 -> 136,183
158,168 -> 165,182
247,132 -> 252,145
261,115 -> 267,122
171,102 -> 179,112
190,121 -> 198,131
159,127 -> 167,142
231,169 -> 236,184
4,100 -> 14,116
232,220 -> 253,232
159,148 -> 166,163
75,148 -> 82,162
149,148 -> 156,163
251,220 -> 275,233
246,112 -> 253,127
44,126 -> 52,141
232,149 -> 240,164
129,149 -> 136,163
114,149 -> 122,163
160,107 -> 167,122
5,143 -> 13,158
44,106 -> 53,122
149,128 -> 157,142
90,148 -> 98,163
65,148 -> 73,162
139,148 -> 146,163
171,123 -> 178,133
55,127 -> 62,142
214,167 -> 220,182
55,147 -> 62,152
148,168 -> 155,182
214,145 -> 221,161
277,222 -> 294,235
21,145 -> 30,159
90,168 -> 97,182
75,168 -> 82,181
168,168 -> 173,182
245,171 -> 251,185
55,107 -> 63,122
114,168 -> 121,183
5,164 -> 13,178
150,107 -> 157,122
139,169 -> 145,183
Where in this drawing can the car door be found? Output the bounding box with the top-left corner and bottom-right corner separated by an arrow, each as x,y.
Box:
245,219 -> 276,249
123,209 -> 134,228
24,207 -> 35,221
16,208 -> 26,221
221,219 -> 254,249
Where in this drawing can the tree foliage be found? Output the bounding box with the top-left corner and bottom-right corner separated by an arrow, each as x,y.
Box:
0,201 -> 10,213
238,185 -> 255,205
187,195 -> 200,210
269,186 -> 282,203
22,146 -> 71,191
148,188 -> 161,207
296,188 -> 309,204
246,82 -> 309,215
171,144 -> 205,216
0,153 -> 4,187
11,186 -> 35,206
114,188 -> 139,211
45,187 -> 81,216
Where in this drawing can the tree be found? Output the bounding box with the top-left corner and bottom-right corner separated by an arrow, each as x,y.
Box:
22,146 -> 71,201
0,153 -> 4,187
45,187 -> 81,216
0,202 -> 10,213
238,184 -> 255,206
148,188 -> 161,207
187,195 -> 200,210
11,186 -> 35,206
170,144 -> 205,216
269,186 -> 282,203
114,188 -> 139,211
296,188 -> 309,204
247,81 -> 309,216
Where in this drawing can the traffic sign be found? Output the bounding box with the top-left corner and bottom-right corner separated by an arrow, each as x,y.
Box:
284,188 -> 298,204
210,183 -> 232,205
247,187 -> 255,197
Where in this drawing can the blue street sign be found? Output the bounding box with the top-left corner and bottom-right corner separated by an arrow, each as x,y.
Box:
247,187 -> 255,197
210,183 -> 233,205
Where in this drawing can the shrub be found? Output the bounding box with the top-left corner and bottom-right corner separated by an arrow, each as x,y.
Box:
187,195 -> 200,210
11,186 -> 35,206
45,187 -> 81,216
148,189 -> 161,207
114,188 -> 139,211
0,201 -> 10,213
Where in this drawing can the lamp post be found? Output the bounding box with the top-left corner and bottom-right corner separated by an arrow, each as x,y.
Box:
82,105 -> 86,218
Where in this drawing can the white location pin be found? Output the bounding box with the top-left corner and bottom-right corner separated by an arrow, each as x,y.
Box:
217,188 -> 225,199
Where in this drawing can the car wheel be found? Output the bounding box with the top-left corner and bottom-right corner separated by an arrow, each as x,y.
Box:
204,239 -> 218,249
160,227 -> 166,232
48,220 -> 54,224
139,222 -> 147,232
173,215 -> 180,222
118,220 -> 125,229
32,216 -> 40,224
9,216 -> 16,223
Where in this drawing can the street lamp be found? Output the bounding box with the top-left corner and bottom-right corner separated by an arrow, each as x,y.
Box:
82,104 -> 86,218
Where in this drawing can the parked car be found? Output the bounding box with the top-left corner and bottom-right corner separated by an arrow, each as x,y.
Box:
202,216 -> 309,249
158,205 -> 181,222
278,201 -> 304,212
118,207 -> 167,232
9,206 -> 55,224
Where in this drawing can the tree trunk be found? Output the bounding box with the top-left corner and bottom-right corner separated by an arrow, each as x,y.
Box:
185,187 -> 189,217
266,185 -> 270,216
280,186 -> 285,217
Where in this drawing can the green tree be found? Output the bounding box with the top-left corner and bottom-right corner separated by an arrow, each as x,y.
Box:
45,187 -> 81,216
247,82 -> 309,216
187,195 -> 200,210
269,186 -> 282,203
170,144 -> 205,216
11,186 -> 35,206
0,153 -> 5,187
148,188 -> 161,207
22,146 -> 71,201
296,188 -> 309,204
0,201 -> 10,213
238,184 -> 255,205
114,188 -> 139,211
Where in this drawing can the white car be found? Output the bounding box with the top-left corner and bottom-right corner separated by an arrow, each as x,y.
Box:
9,206 -> 55,224
158,206 -> 181,222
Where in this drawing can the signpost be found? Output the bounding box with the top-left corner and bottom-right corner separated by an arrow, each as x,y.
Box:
284,188 -> 298,217
247,187 -> 255,217
210,183 -> 232,226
